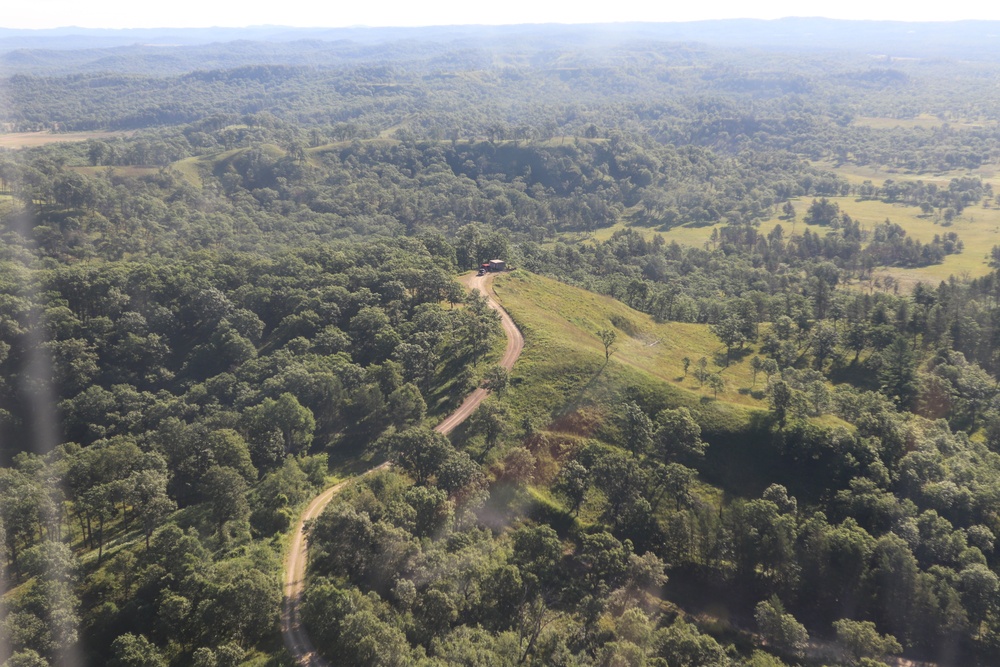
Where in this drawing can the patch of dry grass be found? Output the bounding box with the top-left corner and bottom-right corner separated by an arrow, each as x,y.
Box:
0,130 -> 131,148
491,271 -> 769,414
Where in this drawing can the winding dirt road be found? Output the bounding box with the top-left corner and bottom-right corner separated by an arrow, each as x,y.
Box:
281,272 -> 523,666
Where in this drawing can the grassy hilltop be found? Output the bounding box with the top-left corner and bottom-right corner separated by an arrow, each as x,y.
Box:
492,270 -> 765,417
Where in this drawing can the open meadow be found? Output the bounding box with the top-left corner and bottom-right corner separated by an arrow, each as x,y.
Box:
0,130 -> 130,148
570,162 -> 1000,290
492,270 -> 768,415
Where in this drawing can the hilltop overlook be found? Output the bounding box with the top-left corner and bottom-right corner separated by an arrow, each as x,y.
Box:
4,20 -> 1000,667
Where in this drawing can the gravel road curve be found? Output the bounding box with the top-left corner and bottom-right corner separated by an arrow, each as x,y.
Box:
281,272 -> 523,665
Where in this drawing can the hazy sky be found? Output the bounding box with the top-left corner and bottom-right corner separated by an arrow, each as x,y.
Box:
6,0 -> 1000,30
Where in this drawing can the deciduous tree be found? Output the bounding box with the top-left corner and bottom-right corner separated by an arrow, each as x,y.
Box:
597,328 -> 617,362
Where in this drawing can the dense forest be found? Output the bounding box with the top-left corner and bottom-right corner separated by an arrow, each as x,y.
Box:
5,20 -> 1000,667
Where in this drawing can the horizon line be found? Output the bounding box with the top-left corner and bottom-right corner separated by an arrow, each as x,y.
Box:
6,17 -> 1000,32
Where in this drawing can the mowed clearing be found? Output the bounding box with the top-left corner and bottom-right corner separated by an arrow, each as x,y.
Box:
491,271 -> 768,419
575,198 -> 998,290
817,162 -> 1000,284
0,130 -> 130,148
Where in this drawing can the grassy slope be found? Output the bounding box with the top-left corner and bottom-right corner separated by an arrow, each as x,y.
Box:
0,130 -> 131,149
491,270 -> 764,430
171,145 -> 273,187
172,153 -> 224,186
492,271 -> 855,501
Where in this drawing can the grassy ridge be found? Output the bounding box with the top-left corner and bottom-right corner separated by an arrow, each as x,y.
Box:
491,270 -> 765,429
0,130 -> 130,148
491,271 -> 858,501
171,145 -> 264,187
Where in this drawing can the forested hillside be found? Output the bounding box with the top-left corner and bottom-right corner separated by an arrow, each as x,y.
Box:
4,21 -> 1000,667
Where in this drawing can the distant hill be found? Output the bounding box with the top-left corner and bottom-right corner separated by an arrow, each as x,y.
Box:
4,19 -> 1000,75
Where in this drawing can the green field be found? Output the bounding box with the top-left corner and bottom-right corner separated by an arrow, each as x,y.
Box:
570,192 -> 999,290
815,159 -> 1000,184
171,146 -> 263,186
575,216 -> 712,246
820,163 -> 1000,285
808,197 -> 1000,283
492,270 -> 768,419
491,270 -> 851,508
171,155 -> 210,186
0,129 -> 131,149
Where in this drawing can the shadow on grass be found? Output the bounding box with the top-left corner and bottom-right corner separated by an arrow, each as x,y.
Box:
713,346 -> 754,368
322,430 -> 385,477
551,361 -> 611,422
428,352 -> 477,413
736,387 -> 767,400
667,219 -> 717,230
